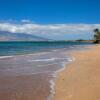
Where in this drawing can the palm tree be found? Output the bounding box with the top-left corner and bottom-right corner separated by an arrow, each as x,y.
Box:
93,28 -> 100,43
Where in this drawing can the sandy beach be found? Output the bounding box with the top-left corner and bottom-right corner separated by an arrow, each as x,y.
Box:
54,45 -> 100,100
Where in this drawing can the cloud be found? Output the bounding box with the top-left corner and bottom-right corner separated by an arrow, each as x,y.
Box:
0,21 -> 100,40
21,19 -> 33,23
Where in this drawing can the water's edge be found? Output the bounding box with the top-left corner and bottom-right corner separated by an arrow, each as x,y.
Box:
47,56 -> 75,100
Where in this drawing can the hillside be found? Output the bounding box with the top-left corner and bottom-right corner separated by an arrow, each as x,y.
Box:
0,31 -> 49,41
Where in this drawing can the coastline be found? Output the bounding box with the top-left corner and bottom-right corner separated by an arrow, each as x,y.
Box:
54,45 -> 100,100
0,42 -> 94,100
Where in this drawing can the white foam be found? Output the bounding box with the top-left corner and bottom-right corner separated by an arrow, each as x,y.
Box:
0,56 -> 14,59
28,58 -> 55,62
26,52 -> 51,56
0,52 -> 50,59
28,57 -> 71,62
38,63 -> 59,67
51,49 -> 58,52
47,79 -> 56,100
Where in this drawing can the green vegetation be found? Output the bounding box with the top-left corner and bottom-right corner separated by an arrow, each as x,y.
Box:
93,28 -> 100,43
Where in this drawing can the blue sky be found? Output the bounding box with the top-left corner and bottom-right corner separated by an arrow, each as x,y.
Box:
0,0 -> 100,40
0,0 -> 100,24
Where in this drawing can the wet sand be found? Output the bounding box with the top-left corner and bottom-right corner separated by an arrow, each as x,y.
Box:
54,45 -> 100,100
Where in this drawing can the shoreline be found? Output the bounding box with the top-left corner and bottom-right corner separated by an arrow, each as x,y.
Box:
54,45 -> 100,100
0,43 -> 94,100
47,56 -> 75,100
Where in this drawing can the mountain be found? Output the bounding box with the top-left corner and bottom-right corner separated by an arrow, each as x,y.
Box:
0,31 -> 49,41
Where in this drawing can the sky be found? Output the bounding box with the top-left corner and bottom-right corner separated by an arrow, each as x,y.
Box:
0,0 -> 100,40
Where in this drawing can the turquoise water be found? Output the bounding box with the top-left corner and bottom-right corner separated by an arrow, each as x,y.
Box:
0,41 -> 92,56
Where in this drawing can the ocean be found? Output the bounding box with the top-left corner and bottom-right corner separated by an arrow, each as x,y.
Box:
0,41 -> 92,100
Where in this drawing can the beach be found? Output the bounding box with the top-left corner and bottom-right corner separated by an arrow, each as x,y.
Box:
54,45 -> 100,100
0,42 -> 93,100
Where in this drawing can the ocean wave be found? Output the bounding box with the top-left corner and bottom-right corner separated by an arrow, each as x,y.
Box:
26,52 -> 51,56
0,56 -> 14,59
28,57 -> 72,62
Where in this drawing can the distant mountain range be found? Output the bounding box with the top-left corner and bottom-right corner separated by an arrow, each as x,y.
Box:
0,31 -> 49,41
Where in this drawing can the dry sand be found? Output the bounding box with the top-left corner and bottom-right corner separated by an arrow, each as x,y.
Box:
54,45 -> 100,100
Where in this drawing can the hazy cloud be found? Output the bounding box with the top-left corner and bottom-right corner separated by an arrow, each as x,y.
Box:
0,23 -> 99,33
0,21 -> 100,40
21,19 -> 33,23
